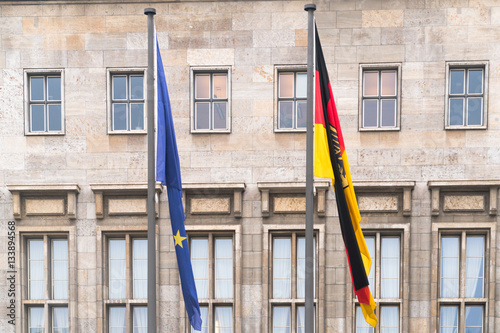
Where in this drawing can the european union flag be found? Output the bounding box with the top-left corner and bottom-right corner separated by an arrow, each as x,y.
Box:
156,41 -> 202,331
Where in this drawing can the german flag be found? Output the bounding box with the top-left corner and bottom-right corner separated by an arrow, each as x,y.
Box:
313,25 -> 377,327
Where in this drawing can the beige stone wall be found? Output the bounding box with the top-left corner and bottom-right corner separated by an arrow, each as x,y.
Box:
0,0 -> 499,332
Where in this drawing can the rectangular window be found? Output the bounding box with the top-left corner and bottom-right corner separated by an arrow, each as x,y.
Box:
108,70 -> 146,133
26,71 -> 64,134
271,233 -> 317,332
439,232 -> 487,332
105,234 -> 148,332
190,234 -> 234,332
191,68 -> 231,132
277,71 -> 307,131
446,63 -> 487,129
356,234 -> 401,333
24,235 -> 70,332
359,65 -> 401,131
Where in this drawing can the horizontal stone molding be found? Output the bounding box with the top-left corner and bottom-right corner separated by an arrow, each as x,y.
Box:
257,181 -> 330,217
428,180 -> 500,216
90,183 -> 162,219
183,182 -> 246,217
7,184 -> 80,219
353,180 -> 415,217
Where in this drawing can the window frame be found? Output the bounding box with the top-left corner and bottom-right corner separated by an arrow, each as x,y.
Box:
263,224 -> 325,333
190,66 -> 232,134
445,61 -> 488,130
352,224 -> 409,333
19,227 -> 75,333
358,63 -> 402,132
435,225 -> 494,333
107,68 -> 147,134
186,224 -> 242,333
24,69 -> 65,136
274,65 -> 308,132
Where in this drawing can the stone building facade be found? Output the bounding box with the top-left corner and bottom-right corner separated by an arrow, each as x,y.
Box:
0,0 -> 499,332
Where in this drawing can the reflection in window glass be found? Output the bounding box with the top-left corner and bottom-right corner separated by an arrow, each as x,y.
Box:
465,236 -> 484,298
31,105 -> 46,132
48,105 -> 62,132
130,76 -> 144,100
273,238 -> 291,299
364,72 -> 378,96
277,71 -> 307,130
195,103 -> 210,130
468,70 -> 483,94
109,240 -> 126,299
279,101 -> 294,129
113,76 -> 127,100
213,74 -> 227,99
450,70 -> 465,95
362,69 -> 398,129
381,100 -> 396,127
381,237 -> 399,299
194,72 -> 229,131
440,306 -> 458,333
196,74 -> 210,99
441,237 -> 459,298
279,73 -> 294,98
52,240 -> 68,300
467,98 -> 482,126
365,237 -> 375,295
29,307 -> 45,333
215,238 -> 233,299
449,99 -> 464,126
296,73 -> 307,98
133,239 -> 147,299
30,77 -> 45,101
273,306 -> 291,333
109,307 -> 126,333
215,306 -> 232,333
113,104 -> 128,131
356,306 -> 374,333
363,100 -> 378,127
29,240 -> 44,300
465,306 -> 483,333
191,239 -> 209,299
52,307 -> 69,333
133,307 -> 147,333
48,77 -> 61,101
381,72 -> 396,96
380,306 -> 399,333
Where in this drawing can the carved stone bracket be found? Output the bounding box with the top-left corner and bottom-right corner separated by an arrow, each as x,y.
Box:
353,181 -> 415,217
90,183 -> 163,219
428,180 -> 500,216
257,181 -> 330,217
182,183 -> 246,217
7,184 -> 81,220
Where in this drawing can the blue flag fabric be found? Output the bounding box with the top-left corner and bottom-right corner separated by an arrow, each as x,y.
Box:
156,42 -> 202,331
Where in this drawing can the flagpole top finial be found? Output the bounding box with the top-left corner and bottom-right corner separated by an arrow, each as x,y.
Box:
144,8 -> 156,15
304,4 -> 316,11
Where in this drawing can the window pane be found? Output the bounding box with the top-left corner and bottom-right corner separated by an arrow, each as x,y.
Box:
113,76 -> 127,100
381,71 -> 396,96
48,104 -> 62,131
31,105 -> 45,132
465,236 -> 484,298
195,103 -> 210,130
47,76 -> 61,101
365,237 -> 375,296
213,102 -> 227,130
296,101 -> 307,129
380,306 -> 399,333
196,74 -> 210,99
449,98 -> 464,126
279,73 -> 294,98
215,238 -> 233,299
273,306 -> 291,333
450,70 -> 465,95
296,73 -> 307,98
213,74 -> 227,99
440,306 -> 458,333
381,237 -> 399,298
467,98 -> 482,126
134,239 -> 148,299
53,307 -> 69,332
273,238 -> 291,299
441,237 -> 459,298
193,306 -> 208,333
30,77 -> 45,101
363,100 -> 378,127
29,308 -> 45,333
109,307 -> 126,333
356,306 -> 374,333
133,307 -> 147,333
131,104 -> 144,130
363,72 -> 378,96
381,99 -> 396,127
215,306 -> 232,333
297,305 -> 315,333
130,76 -> 144,100
191,238 -> 209,299
468,69 -> 483,94
52,240 -> 68,300
109,240 -> 126,299
29,240 -> 44,300
113,104 -> 127,131
297,237 -> 315,299
465,306 -> 483,333
279,101 -> 293,129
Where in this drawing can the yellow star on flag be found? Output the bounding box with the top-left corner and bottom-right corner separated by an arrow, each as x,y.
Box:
173,230 -> 187,248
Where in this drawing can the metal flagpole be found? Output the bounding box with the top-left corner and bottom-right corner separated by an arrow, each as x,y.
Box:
145,7 -> 157,333
304,3 -> 316,333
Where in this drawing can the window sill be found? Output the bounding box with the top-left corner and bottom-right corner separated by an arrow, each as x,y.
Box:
190,129 -> 231,134
445,125 -> 487,130
359,127 -> 400,132
108,130 -> 147,135
274,128 -> 307,133
25,131 -> 65,136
